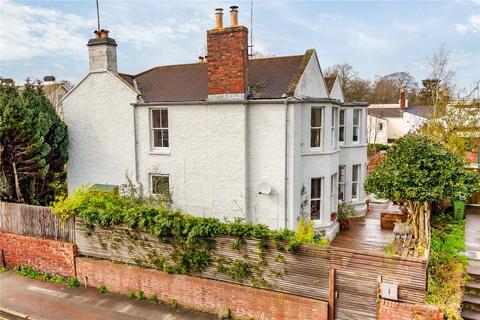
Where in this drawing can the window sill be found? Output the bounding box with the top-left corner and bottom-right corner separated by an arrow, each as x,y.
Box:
149,149 -> 171,155
302,149 -> 340,156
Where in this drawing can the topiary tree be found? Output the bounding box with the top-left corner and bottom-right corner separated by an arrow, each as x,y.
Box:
364,134 -> 480,242
0,79 -> 68,205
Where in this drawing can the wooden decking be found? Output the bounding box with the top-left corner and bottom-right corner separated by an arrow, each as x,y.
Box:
331,203 -> 426,260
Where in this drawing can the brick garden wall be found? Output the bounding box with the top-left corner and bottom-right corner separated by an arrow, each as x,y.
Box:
0,232 -> 76,277
76,257 -> 328,320
378,299 -> 443,320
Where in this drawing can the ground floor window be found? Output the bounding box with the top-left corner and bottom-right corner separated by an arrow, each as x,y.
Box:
338,165 -> 346,201
352,164 -> 361,200
330,173 -> 337,213
310,177 -> 323,220
151,174 -> 169,195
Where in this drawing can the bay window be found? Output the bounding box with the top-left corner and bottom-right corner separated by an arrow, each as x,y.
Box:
311,108 -> 323,148
310,177 -> 323,220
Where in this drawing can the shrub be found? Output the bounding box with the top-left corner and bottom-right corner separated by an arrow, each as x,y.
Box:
66,278 -> 80,288
98,285 -> 108,294
0,267 -> 7,273
127,291 -> 135,299
149,295 -> 158,303
170,299 -> 177,309
50,275 -> 64,284
136,289 -> 144,300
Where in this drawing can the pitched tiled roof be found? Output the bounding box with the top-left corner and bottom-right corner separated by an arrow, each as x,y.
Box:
406,106 -> 431,118
120,54 -> 306,103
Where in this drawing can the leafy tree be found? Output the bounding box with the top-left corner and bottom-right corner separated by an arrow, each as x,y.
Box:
364,134 -> 480,242
0,80 -> 68,205
370,72 -> 418,104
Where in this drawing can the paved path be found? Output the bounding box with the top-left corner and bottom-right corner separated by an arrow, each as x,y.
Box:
0,272 -> 215,320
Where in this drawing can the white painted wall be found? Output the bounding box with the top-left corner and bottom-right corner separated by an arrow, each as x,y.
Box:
135,103 -> 248,221
63,71 -> 137,193
368,115 -> 388,145
329,77 -> 344,102
294,53 -> 329,99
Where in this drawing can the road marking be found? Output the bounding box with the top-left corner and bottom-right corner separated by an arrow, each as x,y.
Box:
116,304 -> 134,313
27,286 -> 68,299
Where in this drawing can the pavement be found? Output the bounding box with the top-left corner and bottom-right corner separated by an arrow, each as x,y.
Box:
0,271 -> 216,320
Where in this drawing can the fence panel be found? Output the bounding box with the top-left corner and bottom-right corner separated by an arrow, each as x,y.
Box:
0,202 -> 75,243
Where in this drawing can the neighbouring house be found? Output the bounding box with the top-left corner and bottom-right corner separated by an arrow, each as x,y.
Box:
368,88 -> 430,144
62,7 -> 368,239
17,75 -> 69,118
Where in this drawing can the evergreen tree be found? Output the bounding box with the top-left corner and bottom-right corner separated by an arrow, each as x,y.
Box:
0,79 -> 68,205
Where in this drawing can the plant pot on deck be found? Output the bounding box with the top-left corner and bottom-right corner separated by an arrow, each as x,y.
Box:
339,220 -> 351,232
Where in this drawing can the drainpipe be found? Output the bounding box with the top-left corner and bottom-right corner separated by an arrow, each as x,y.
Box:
131,102 -> 143,195
283,96 -> 297,229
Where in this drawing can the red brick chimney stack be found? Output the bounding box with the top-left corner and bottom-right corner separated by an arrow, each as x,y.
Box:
207,6 -> 249,100
400,87 -> 407,111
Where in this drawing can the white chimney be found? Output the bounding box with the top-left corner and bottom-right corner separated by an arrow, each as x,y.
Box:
87,29 -> 117,72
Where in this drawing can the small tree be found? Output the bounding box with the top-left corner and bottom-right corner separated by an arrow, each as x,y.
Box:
0,80 -> 68,205
364,134 -> 480,242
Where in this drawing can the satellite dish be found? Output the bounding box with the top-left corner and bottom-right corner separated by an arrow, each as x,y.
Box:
258,182 -> 272,195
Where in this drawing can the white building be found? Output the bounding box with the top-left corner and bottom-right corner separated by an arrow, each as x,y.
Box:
368,88 -> 430,144
63,8 -> 368,239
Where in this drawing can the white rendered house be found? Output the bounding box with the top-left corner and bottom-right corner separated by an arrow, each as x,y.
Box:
63,7 -> 368,239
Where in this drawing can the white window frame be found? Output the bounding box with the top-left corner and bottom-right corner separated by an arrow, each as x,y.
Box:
150,109 -> 169,149
150,174 -> 170,195
339,109 -> 345,144
352,109 -> 361,143
310,107 -> 324,149
331,107 -> 339,148
338,165 -> 346,201
352,164 -> 361,200
330,173 -> 337,214
310,177 -> 324,221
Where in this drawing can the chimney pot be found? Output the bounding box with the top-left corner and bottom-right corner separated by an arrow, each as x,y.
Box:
100,29 -> 109,38
230,6 -> 239,26
215,8 -> 223,28
94,30 -> 101,38
400,87 -> 407,111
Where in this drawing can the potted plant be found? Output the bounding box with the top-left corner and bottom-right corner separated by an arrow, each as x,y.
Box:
337,202 -> 355,231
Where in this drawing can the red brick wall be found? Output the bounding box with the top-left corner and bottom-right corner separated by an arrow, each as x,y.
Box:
76,257 -> 328,320
379,299 -> 443,320
207,26 -> 248,96
0,232 -> 76,277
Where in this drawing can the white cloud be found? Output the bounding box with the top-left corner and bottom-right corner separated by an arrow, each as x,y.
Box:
454,14 -> 480,34
0,0 -> 95,62
455,23 -> 469,35
348,30 -> 387,50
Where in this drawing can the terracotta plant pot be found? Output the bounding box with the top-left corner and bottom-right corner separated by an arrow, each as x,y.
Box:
339,220 -> 350,232
331,213 -> 337,222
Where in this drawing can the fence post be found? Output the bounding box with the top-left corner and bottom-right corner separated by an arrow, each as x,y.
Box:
329,268 -> 335,320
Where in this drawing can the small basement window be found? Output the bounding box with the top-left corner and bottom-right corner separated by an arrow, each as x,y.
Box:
151,174 -> 169,195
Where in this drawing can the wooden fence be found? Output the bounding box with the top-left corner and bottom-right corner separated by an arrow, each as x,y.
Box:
330,247 -> 427,320
0,202 -> 75,243
75,221 -> 331,301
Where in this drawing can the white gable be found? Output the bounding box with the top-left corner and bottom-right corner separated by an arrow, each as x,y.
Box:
329,77 -> 344,102
294,52 -> 329,99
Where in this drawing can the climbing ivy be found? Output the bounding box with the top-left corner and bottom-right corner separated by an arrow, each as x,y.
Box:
53,185 -> 328,284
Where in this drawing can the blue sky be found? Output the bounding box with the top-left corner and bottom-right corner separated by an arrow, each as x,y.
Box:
1,0 -> 479,91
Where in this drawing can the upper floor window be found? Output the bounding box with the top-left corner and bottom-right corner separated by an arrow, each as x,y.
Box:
151,109 -> 169,148
311,107 -> 323,148
352,164 -> 361,200
339,109 -> 345,143
331,107 -> 338,148
338,165 -> 346,201
310,177 -> 323,220
353,109 -> 361,143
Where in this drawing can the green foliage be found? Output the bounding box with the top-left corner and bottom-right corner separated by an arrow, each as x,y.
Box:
136,289 -> 144,300
0,79 -> 68,205
51,275 -> 64,284
365,134 -> 480,203
127,291 -> 135,299
66,277 -> 80,288
15,266 -> 40,279
383,243 -> 397,255
170,299 -> 177,309
97,285 -> 108,294
149,294 -> 158,303
426,213 -> 467,320
337,203 -> 356,222
368,143 -> 390,156
295,217 -> 315,244
0,267 -> 7,273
